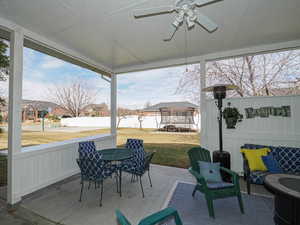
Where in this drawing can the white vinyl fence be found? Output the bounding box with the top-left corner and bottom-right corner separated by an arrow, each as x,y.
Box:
61,115 -> 200,130
202,95 -> 300,174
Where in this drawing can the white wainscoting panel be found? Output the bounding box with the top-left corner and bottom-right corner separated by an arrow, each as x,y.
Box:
12,134 -> 115,201
202,95 -> 300,173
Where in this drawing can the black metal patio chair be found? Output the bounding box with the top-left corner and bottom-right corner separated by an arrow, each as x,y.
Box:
121,150 -> 155,198
76,152 -> 118,206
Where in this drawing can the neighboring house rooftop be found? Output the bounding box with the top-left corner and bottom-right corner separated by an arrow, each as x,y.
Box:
22,100 -> 59,112
143,101 -> 199,112
269,87 -> 300,96
82,103 -> 108,112
0,99 -> 59,112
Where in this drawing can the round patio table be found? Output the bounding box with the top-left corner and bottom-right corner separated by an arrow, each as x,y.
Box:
98,148 -> 133,197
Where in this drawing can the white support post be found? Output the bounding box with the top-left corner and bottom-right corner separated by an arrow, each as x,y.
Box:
200,60 -> 206,146
110,74 -> 117,147
7,28 -> 23,204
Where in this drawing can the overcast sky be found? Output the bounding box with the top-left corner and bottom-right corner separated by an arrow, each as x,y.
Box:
0,47 -> 189,109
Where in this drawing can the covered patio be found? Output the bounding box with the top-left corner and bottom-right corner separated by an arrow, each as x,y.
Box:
0,0 -> 299,225
3,165 -> 271,225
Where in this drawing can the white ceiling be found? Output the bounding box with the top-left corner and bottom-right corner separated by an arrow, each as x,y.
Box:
0,0 -> 300,73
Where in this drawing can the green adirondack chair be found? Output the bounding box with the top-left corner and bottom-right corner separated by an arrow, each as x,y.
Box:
188,147 -> 244,218
115,208 -> 183,225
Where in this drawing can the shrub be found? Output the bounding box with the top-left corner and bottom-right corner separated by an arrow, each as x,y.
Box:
47,114 -> 61,122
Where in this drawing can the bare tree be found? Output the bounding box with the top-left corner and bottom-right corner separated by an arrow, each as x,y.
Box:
154,112 -> 160,129
50,81 -> 96,117
137,110 -> 145,129
144,101 -> 152,108
176,64 -> 201,104
117,107 -> 133,128
0,40 -> 9,82
0,40 -> 9,106
176,50 -> 300,102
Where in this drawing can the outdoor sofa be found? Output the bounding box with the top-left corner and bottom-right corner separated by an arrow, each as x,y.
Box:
241,143 -> 300,194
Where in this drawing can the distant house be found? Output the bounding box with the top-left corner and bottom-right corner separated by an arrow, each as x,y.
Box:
81,103 -> 109,117
50,106 -> 71,118
0,99 -> 67,122
143,101 -> 199,130
21,100 -> 60,121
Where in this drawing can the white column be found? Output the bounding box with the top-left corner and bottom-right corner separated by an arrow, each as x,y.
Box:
7,28 -> 23,204
200,60 -> 206,146
110,73 -> 117,146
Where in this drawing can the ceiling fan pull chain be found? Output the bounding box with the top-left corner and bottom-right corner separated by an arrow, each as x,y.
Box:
185,25 -> 188,72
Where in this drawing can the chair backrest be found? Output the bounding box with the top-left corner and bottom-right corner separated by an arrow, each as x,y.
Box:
126,139 -> 144,151
116,208 -> 183,225
188,147 -> 211,172
115,210 -> 132,225
132,147 -> 146,171
145,152 -> 155,171
78,141 -> 96,158
126,139 -> 146,170
76,153 -> 106,181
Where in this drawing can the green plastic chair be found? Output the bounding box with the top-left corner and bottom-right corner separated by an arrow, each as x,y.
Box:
115,208 -> 183,225
188,147 -> 244,218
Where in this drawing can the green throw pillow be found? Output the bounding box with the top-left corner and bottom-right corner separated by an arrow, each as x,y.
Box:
198,161 -> 222,183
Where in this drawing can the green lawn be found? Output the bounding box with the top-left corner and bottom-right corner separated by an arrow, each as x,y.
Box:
0,128 -> 200,168
117,128 -> 200,168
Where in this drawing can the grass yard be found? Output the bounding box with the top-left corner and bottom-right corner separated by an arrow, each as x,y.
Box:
117,128 -> 200,168
0,128 -> 200,168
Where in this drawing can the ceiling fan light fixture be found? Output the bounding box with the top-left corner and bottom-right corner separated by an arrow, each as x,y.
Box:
186,17 -> 196,28
133,0 -> 222,41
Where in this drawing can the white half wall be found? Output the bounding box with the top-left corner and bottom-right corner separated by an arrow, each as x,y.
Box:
202,95 -> 300,173
11,134 -> 115,202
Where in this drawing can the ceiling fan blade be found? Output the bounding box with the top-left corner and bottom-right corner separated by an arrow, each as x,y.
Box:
163,24 -> 178,42
195,0 -> 223,7
196,13 -> 218,32
134,6 -> 175,18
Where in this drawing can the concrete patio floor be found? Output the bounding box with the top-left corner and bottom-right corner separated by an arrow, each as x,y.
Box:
20,165 -> 194,225
0,164 -> 273,225
18,164 -> 272,225
0,199 -> 57,225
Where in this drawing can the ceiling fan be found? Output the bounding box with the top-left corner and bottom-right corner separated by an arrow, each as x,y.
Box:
133,0 -> 222,41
